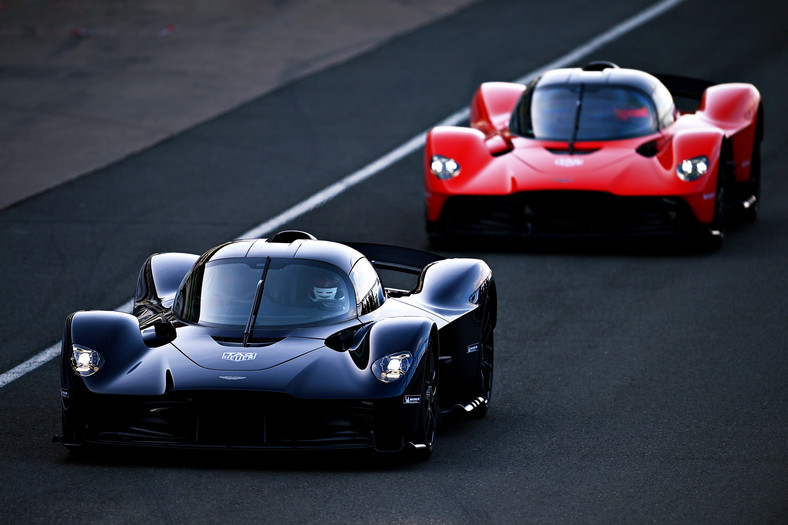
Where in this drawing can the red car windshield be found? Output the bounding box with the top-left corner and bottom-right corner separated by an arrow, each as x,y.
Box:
515,84 -> 658,141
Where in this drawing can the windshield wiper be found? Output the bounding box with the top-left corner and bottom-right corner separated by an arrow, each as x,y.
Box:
242,257 -> 271,347
569,83 -> 585,154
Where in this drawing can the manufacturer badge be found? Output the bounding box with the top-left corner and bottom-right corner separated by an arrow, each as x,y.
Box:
403,395 -> 421,405
221,351 -> 257,362
554,157 -> 584,167
467,343 -> 480,354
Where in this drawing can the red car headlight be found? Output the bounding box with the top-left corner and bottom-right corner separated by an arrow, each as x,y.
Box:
676,156 -> 709,181
430,155 -> 461,180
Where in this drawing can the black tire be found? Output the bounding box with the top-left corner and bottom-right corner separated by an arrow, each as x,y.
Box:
468,288 -> 495,419
740,141 -> 761,223
61,410 -> 87,455
410,338 -> 438,461
698,148 -> 730,251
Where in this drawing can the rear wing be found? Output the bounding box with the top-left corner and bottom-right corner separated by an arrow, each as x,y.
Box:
343,242 -> 444,274
342,242 -> 445,296
653,73 -> 715,112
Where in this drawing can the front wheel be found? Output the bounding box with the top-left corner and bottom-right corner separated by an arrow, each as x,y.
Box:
468,290 -> 495,419
698,149 -> 731,251
740,141 -> 761,223
410,339 -> 438,461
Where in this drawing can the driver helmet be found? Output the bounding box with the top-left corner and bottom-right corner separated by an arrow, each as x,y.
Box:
310,274 -> 342,302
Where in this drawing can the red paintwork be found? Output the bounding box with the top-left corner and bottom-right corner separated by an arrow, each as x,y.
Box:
424,69 -> 762,233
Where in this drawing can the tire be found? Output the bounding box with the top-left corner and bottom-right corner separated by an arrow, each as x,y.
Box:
61,409 -> 87,454
468,288 -> 495,419
410,338 -> 438,461
740,141 -> 761,223
699,148 -> 730,251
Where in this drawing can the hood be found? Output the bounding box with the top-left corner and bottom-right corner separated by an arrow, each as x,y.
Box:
171,325 -> 325,371
510,142 -> 640,188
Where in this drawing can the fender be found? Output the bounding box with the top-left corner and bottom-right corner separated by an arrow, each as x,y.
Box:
471,82 -> 525,135
698,83 -> 761,183
425,126 -> 490,172
66,310 -> 172,395
664,126 -> 724,174
285,317 -> 435,400
424,126 -> 496,222
655,127 -> 724,224
698,83 -> 761,133
134,252 -> 198,320
413,259 -> 493,319
367,316 -> 434,377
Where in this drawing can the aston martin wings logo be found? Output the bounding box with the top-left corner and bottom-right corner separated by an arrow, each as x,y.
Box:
221,351 -> 257,362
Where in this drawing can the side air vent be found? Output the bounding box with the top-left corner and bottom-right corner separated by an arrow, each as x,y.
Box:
546,148 -> 600,155
269,230 -> 316,243
212,336 -> 284,347
636,140 -> 659,158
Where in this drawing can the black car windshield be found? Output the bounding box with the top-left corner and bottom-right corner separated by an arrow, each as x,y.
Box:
176,257 -> 356,328
516,84 -> 658,141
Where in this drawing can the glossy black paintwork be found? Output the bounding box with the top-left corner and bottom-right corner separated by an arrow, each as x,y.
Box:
61,235 -> 495,452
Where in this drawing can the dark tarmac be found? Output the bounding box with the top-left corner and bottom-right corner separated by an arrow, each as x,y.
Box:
0,0 -> 476,209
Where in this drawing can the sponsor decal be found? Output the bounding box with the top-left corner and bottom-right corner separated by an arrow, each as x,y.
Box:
60,388 -> 69,399
554,157 -> 584,167
403,395 -> 421,405
467,343 -> 480,354
221,351 -> 257,361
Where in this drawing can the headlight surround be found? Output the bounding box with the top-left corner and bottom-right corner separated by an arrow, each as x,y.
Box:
372,351 -> 413,383
70,344 -> 104,377
676,156 -> 709,181
430,155 -> 461,180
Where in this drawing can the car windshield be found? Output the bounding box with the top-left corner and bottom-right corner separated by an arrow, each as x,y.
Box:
519,84 -> 658,141
176,257 -> 356,328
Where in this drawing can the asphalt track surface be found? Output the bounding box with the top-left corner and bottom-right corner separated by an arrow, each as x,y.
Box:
1,0 -> 787,523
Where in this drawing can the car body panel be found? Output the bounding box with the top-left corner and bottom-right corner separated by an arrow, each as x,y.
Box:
60,233 -> 495,454
424,64 -> 763,243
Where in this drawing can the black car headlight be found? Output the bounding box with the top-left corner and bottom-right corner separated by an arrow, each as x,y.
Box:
430,155 -> 461,180
676,156 -> 709,181
70,344 -> 104,377
372,351 -> 413,383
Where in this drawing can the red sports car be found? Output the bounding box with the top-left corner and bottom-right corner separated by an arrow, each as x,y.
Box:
424,62 -> 763,249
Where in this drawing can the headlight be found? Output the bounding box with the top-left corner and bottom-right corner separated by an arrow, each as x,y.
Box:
430,155 -> 461,180
676,156 -> 709,181
372,351 -> 413,383
70,345 -> 104,377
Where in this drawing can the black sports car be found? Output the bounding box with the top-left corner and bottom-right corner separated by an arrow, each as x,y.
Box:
60,231 -> 496,459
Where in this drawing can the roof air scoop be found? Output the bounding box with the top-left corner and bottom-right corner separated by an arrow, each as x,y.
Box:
269,230 -> 317,243
582,61 -> 619,71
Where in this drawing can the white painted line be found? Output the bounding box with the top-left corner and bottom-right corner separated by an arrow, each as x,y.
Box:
0,299 -> 134,389
0,0 -> 685,390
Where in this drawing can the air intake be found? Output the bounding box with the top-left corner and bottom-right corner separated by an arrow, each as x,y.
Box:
269,230 -> 316,243
582,61 -> 619,71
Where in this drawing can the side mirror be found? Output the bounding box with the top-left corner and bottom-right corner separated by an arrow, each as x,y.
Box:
485,132 -> 514,156
142,317 -> 177,348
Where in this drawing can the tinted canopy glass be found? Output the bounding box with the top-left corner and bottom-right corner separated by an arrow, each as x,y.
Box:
517,84 -> 658,141
175,257 -> 356,328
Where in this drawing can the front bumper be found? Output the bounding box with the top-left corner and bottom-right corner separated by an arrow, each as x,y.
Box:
61,390 -> 416,453
428,191 -> 707,240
